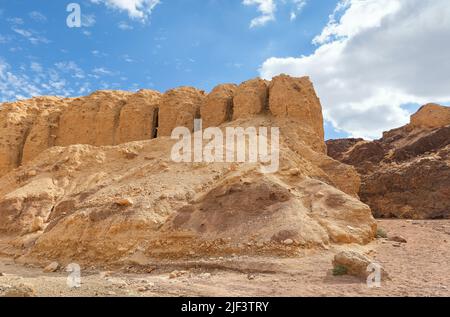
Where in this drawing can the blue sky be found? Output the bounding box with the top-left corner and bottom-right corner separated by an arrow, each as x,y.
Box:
1,0 -> 449,140
0,1 -> 336,93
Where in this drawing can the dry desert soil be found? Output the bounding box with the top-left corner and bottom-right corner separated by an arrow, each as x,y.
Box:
1,219 -> 449,297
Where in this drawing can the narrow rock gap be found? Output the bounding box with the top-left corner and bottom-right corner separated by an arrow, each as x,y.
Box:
195,107 -> 201,120
226,97 -> 234,122
112,100 -> 128,145
263,86 -> 270,113
17,125 -> 32,168
152,107 -> 159,139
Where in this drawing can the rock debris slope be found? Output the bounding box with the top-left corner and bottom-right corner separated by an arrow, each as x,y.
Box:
327,104 -> 450,219
0,75 -> 376,266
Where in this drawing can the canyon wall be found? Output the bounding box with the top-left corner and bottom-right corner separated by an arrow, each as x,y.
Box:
0,75 -> 326,177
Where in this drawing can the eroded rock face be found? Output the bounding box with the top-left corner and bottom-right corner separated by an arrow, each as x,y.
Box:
269,75 -> 325,142
0,75 -> 377,265
327,104 -> 450,219
0,91 -> 161,178
115,90 -> 161,144
233,78 -> 268,120
158,87 -> 206,136
57,91 -> 135,148
0,97 -> 68,176
201,84 -> 237,128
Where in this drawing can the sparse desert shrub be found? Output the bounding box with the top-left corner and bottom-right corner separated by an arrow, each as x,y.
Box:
376,228 -> 388,239
333,264 -> 348,276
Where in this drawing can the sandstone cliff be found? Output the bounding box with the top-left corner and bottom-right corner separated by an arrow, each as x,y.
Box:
327,104 -> 450,219
0,75 -> 376,266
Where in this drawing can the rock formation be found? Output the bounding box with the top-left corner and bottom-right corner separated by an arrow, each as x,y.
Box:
327,104 -> 450,219
201,84 -> 236,128
158,87 -> 205,136
0,75 -> 377,266
233,78 -> 268,120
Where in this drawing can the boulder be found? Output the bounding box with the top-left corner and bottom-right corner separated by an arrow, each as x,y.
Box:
333,251 -> 389,280
43,262 -> 60,273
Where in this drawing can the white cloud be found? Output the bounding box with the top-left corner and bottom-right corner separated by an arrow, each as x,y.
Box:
259,0 -> 450,139
92,67 -> 114,76
122,54 -> 134,63
12,27 -> 50,45
30,62 -> 43,73
29,11 -> 47,22
243,0 -> 308,28
91,0 -> 160,21
81,14 -> 96,27
55,61 -> 85,79
0,57 -> 107,102
118,21 -> 133,30
7,17 -> 24,25
243,0 -> 277,28
290,0 -> 307,21
0,34 -> 10,44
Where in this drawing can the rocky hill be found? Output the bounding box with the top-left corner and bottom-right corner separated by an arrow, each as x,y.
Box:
0,75 -> 376,267
327,104 -> 450,219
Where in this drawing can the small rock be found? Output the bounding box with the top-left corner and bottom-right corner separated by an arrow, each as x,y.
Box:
137,286 -> 149,292
99,271 -> 113,279
0,273 -> 4,277
43,262 -> 60,273
388,236 -> 407,243
123,150 -> 139,159
27,170 -> 37,177
283,239 -> 294,246
247,274 -> 256,280
199,273 -> 211,279
332,251 -> 389,280
115,198 -> 134,207
289,168 -> 301,176
169,270 -> 187,279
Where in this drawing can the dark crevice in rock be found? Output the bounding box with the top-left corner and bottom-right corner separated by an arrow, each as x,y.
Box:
113,100 -> 128,145
226,97 -> 234,122
17,125 -> 33,168
152,107 -> 159,139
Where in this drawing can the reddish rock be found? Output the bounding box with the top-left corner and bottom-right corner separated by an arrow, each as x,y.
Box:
327,104 -> 450,219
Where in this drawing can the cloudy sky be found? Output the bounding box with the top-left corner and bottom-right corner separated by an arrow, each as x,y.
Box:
0,0 -> 449,139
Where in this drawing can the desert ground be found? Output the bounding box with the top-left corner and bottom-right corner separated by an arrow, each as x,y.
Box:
1,219 -> 449,297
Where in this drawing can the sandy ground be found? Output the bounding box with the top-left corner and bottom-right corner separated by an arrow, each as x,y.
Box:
1,219 -> 449,297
